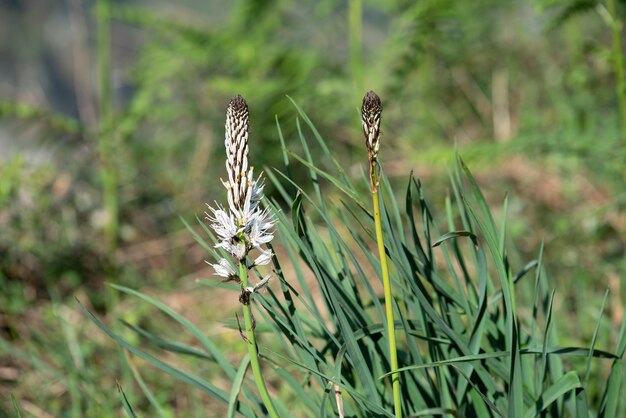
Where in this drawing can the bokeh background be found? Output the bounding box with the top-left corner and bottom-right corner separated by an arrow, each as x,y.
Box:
1,0 -> 625,416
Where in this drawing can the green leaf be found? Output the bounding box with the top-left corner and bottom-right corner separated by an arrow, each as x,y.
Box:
108,284 -> 236,378
523,372 -> 581,418
227,354 -> 250,418
118,383 -> 138,418
288,152 -> 368,211
10,394 -> 21,418
599,360 -> 623,418
583,289 -> 610,386
432,230 -> 479,249
123,351 -> 168,418
78,299 -> 254,416
121,320 -> 214,360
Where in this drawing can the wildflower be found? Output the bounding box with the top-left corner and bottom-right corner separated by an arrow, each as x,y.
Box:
245,274 -> 271,294
209,258 -> 238,282
361,90 -> 382,162
361,90 -> 402,417
361,91 -> 383,191
206,204 -> 240,243
206,94 -> 274,294
252,249 -> 273,267
207,95 -> 279,418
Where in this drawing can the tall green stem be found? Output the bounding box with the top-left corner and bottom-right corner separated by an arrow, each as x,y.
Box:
371,165 -> 402,418
348,0 -> 363,96
239,262 -> 278,418
607,0 -> 626,162
96,0 -> 118,253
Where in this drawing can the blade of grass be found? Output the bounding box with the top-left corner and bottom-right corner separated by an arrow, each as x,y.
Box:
286,96 -> 352,186
120,320 -> 213,360
108,284 -> 236,377
583,289 -> 610,386
122,350 -> 167,418
523,372 -> 581,418
117,383 -> 138,418
78,299 -> 254,415
227,353 -> 250,418
11,395 -> 21,418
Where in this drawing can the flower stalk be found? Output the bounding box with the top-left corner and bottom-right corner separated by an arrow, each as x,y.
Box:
207,95 -> 278,418
362,91 -> 401,418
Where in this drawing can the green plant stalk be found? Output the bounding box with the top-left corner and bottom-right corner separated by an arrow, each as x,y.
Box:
239,261 -> 278,418
348,0 -> 363,96
607,0 -> 626,161
97,0 -> 118,253
371,165 -> 401,418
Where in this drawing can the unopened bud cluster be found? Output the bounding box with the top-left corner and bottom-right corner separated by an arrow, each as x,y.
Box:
361,90 -> 382,162
206,95 -> 274,297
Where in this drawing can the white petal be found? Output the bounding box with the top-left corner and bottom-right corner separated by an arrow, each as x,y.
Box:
253,275 -> 271,292
210,258 -> 236,278
233,242 -> 247,260
253,250 -> 273,266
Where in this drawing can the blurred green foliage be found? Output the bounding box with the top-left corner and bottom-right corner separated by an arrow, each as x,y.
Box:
0,0 -> 625,415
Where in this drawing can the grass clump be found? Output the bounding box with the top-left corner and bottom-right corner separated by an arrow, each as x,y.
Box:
81,94 -> 625,417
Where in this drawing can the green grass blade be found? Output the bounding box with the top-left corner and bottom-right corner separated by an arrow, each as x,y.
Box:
523,372 -> 581,418
287,152 -> 368,210
78,299 -> 253,415
411,407 -> 458,416
575,388 -> 589,418
117,383 -> 138,418
583,289 -> 609,386
120,320 -> 214,360
275,115 -> 294,191
109,284 -> 236,378
123,351 -> 168,418
599,317 -> 626,417
10,394 -> 21,418
285,96 -> 351,185
432,231 -> 479,249
227,353 -> 250,418
599,359 -> 623,418
264,348 -> 393,417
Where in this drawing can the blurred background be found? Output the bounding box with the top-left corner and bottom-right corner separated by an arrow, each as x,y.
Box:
0,0 -> 625,416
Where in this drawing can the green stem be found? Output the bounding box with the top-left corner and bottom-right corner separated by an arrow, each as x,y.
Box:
607,0 -> 626,161
239,262 -> 278,418
97,0 -> 118,253
348,0 -> 363,96
371,165 -> 402,418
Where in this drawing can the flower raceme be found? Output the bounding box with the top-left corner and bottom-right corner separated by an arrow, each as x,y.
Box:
206,95 -> 274,292
362,91 -> 383,192
361,90 -> 382,163
206,96 -> 280,418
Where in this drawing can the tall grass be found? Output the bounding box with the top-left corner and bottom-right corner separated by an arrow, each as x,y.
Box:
81,96 -> 625,417
96,0 -> 119,253
606,0 -> 626,182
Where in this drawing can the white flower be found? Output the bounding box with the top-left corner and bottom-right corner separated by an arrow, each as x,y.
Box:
233,242 -> 247,260
206,204 -> 240,242
215,240 -> 248,261
250,174 -> 265,206
210,258 -> 237,279
205,95 -> 276,296
246,274 -> 271,293
246,209 -> 274,249
252,249 -> 273,266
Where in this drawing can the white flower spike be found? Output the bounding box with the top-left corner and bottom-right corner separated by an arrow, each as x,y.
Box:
206,94 -> 275,298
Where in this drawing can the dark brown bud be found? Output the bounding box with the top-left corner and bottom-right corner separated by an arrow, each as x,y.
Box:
361,91 -> 382,161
